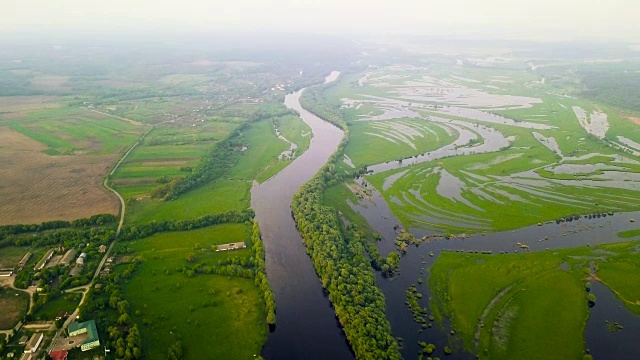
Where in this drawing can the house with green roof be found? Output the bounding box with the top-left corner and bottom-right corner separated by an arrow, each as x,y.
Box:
68,320 -> 100,351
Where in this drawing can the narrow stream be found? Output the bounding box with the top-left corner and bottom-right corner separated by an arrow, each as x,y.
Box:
252,72 -> 354,360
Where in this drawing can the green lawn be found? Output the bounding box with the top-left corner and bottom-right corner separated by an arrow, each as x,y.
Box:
122,225 -> 267,360
0,288 -> 29,329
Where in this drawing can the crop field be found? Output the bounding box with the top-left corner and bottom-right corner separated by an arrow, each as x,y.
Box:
429,240 -> 640,359
5,107 -> 143,155
327,64 -> 640,233
122,224 -> 266,360
0,126 -> 121,225
112,121 -> 238,197
0,287 -> 29,329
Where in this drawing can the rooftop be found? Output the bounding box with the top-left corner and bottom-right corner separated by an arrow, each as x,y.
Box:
68,320 -> 99,346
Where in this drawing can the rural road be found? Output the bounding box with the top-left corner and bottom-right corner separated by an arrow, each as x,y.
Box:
46,122 -> 157,352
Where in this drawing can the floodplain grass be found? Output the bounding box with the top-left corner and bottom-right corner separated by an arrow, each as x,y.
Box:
123,224 -> 266,360
33,292 -> 82,321
229,118 -> 289,180
618,229 -> 640,238
341,64 -> 640,233
0,288 -> 29,329
430,241 -> 640,359
344,118 -> 455,167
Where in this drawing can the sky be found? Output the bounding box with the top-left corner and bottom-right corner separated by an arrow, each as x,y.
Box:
3,0 -> 640,42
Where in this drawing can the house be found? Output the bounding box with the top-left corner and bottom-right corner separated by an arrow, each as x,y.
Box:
48,350 -> 68,360
68,320 -> 100,351
18,336 -> 28,345
34,249 -> 55,271
23,332 -> 43,354
98,245 -> 107,253
59,249 -> 77,266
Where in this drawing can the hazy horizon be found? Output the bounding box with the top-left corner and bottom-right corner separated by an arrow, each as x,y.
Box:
4,0 -> 640,43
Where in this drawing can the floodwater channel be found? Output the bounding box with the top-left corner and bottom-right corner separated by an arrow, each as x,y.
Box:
252,72 -> 354,360
351,180 -> 640,359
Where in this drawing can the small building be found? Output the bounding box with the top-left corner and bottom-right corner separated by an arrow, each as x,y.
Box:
49,350 -> 68,360
34,249 -> 55,271
98,245 -> 107,253
69,266 -> 83,277
18,253 -> 31,268
75,253 -> 86,266
0,270 -> 13,277
18,335 -> 28,345
59,249 -> 77,266
18,353 -> 33,360
68,320 -> 100,351
214,242 -> 247,252
23,332 -> 43,354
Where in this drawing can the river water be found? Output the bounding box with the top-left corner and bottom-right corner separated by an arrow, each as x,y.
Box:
252,72 -> 354,360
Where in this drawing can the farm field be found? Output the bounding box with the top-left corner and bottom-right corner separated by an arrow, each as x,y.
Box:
429,240 -> 640,359
325,63 -> 640,233
0,287 -> 29,329
0,125 -> 124,225
122,224 -> 267,360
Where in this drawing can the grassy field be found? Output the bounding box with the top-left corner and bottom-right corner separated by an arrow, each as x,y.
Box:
6,107 -> 144,156
0,288 -> 29,329
122,224 -> 267,360
430,241 -> 640,359
33,292 -> 82,321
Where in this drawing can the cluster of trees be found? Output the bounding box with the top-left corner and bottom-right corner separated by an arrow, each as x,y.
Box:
251,221 -> 276,325
118,209 -> 254,241
299,82 -> 346,129
9,227 -> 114,248
0,214 -> 117,247
79,262 -> 142,359
167,341 -> 183,360
291,134 -> 401,359
579,69 -> 640,112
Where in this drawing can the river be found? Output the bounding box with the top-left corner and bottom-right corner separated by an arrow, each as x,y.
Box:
252,71 -> 354,360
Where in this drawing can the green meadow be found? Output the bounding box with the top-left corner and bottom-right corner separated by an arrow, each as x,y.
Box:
122,224 -> 266,360
430,241 -> 640,359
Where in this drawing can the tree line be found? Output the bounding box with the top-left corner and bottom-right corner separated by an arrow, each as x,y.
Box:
0,214 -> 117,246
291,131 -> 401,359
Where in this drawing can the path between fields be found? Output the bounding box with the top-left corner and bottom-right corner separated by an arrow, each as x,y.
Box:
47,123 -> 156,352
